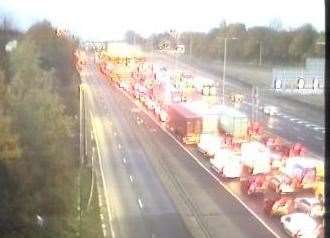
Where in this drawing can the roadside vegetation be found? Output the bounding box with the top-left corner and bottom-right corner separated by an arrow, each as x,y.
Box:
0,19 -> 100,237
126,21 -> 325,109
127,20 -> 324,65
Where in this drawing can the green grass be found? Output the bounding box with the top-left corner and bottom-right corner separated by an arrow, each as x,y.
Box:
80,167 -> 103,238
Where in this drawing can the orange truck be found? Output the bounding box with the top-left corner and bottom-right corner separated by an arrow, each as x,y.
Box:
168,103 -> 202,144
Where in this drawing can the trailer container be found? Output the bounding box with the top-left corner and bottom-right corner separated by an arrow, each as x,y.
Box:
216,105 -> 248,139
168,103 -> 202,144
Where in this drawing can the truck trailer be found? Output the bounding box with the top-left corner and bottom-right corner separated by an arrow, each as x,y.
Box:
168,103 -> 202,144
216,105 -> 249,139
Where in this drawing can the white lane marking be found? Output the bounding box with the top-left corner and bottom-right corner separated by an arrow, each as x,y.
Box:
123,157 -> 127,164
314,136 -> 324,141
121,90 -> 281,238
289,118 -> 298,121
296,120 -> 305,124
297,136 -> 305,141
313,126 -> 324,131
305,124 -> 314,128
129,175 -> 134,183
98,195 -> 103,206
90,113 -> 116,238
150,128 -> 157,133
138,198 -> 143,208
102,224 -> 107,237
292,127 -> 299,131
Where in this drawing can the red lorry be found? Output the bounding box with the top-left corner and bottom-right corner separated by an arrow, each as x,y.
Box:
168,103 -> 202,144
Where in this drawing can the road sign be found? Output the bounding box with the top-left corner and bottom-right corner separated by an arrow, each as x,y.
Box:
159,40 -> 170,50
313,78 -> 319,90
297,77 -> 305,89
176,44 -> 185,54
274,79 -> 282,89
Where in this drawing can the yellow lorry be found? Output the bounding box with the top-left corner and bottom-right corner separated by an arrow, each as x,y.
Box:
100,43 -> 145,82
314,164 -> 324,202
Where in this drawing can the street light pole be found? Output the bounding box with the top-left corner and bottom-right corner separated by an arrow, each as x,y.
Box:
189,33 -> 193,64
222,38 -> 227,105
258,41 -> 262,66
221,37 -> 237,105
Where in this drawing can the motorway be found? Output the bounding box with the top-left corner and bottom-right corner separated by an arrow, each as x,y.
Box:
152,54 -> 325,157
83,63 -> 191,237
81,58 -> 285,238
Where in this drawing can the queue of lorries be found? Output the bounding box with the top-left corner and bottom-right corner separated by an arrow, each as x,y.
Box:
94,48 -> 324,238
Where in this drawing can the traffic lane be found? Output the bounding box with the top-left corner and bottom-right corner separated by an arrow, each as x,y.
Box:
181,145 -> 290,237
258,94 -> 324,127
85,77 -> 151,238
177,143 -> 290,238
154,55 -> 325,150
239,103 -> 324,157
91,69 -> 192,238
104,82 -> 192,238
152,55 -> 324,126
113,85 -> 278,238
138,112 -> 279,238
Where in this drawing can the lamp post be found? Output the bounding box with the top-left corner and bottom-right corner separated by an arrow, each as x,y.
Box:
189,33 -> 193,64
258,41 -> 262,66
221,37 -> 238,105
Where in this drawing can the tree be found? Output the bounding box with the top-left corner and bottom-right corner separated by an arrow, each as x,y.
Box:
2,21 -> 78,238
0,116 -> 21,160
288,24 -> 318,61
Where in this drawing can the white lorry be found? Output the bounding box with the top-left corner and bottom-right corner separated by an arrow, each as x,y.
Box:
240,141 -> 272,175
198,133 -> 224,158
210,149 -> 242,178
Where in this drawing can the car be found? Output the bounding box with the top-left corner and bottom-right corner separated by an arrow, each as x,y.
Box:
230,94 -> 244,103
267,175 -> 295,194
263,105 -> 279,116
147,100 -> 155,110
294,197 -> 324,218
271,197 -> 295,216
159,110 -> 168,122
247,175 -> 267,196
119,81 -> 124,88
139,94 -> 147,103
154,104 -> 161,115
280,213 -> 318,238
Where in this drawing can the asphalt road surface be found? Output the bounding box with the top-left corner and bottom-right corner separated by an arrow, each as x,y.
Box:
81,59 -> 281,238
152,55 -> 324,157
84,64 -> 191,238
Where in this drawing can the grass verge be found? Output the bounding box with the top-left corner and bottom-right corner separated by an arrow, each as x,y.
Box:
80,166 -> 103,238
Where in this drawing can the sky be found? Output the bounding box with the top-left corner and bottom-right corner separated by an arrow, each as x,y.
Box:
0,0 -> 325,41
